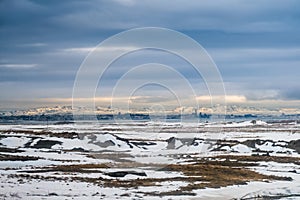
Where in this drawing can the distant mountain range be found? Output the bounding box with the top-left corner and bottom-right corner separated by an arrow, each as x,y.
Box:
0,105 -> 299,117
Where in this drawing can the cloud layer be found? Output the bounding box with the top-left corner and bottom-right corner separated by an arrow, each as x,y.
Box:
0,0 -> 299,109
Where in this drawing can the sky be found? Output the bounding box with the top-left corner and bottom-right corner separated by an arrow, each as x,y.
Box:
0,0 -> 300,111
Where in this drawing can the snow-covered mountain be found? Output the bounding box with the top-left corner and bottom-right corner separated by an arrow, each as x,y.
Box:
1,105 -> 300,116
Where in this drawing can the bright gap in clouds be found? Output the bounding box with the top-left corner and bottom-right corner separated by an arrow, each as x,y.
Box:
94,48 -> 210,111
0,64 -> 37,68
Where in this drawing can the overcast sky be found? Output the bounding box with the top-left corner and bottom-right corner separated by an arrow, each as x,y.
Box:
0,0 -> 300,110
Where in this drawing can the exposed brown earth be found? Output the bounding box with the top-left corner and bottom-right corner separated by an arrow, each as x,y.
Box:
10,155 -> 293,197
0,153 -> 41,161
0,130 -> 78,139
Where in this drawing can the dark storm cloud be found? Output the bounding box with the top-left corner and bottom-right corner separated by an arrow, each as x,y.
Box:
1,0 -> 300,45
0,0 -> 300,106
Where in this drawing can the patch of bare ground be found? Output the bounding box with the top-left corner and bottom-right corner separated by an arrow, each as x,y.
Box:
11,155 -> 294,197
162,163 -> 291,191
0,147 -> 24,153
185,157 -> 259,167
215,155 -> 300,165
20,163 -> 109,173
0,153 -> 41,161
0,130 -> 78,139
48,158 -> 81,163
143,156 -> 294,196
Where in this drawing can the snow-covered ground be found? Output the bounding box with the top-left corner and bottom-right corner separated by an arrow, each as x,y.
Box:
0,120 -> 299,199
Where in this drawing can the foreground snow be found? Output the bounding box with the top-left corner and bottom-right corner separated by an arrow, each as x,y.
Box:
0,120 -> 299,199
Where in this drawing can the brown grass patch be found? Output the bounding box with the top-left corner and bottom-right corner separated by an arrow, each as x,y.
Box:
162,162 -> 291,192
11,155 -> 294,197
21,163 -> 109,173
0,130 -> 78,139
215,155 -> 300,165
0,154 -> 41,161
